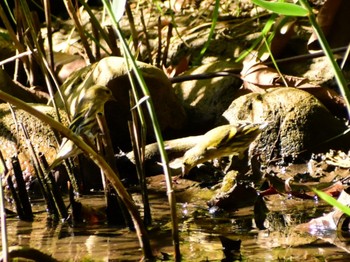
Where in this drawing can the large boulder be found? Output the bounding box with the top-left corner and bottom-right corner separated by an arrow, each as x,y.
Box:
218,87 -> 350,162
173,60 -> 242,132
55,56 -> 187,151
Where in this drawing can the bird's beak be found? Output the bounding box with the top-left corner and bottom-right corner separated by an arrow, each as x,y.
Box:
181,163 -> 190,177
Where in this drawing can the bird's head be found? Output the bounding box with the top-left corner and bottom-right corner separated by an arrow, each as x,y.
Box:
88,85 -> 116,103
181,122 -> 267,176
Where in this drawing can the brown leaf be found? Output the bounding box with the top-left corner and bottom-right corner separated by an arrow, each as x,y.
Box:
164,55 -> 190,77
241,58 -> 313,91
240,56 -> 347,117
308,0 -> 350,50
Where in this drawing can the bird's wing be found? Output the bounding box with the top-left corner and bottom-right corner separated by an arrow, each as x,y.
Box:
69,110 -> 85,131
204,125 -> 237,151
48,138 -> 80,171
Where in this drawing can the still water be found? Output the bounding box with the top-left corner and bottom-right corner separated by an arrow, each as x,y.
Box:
3,183 -> 350,261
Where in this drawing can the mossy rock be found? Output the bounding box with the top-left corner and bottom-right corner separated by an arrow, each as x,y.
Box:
219,87 -> 349,162
0,104 -> 67,174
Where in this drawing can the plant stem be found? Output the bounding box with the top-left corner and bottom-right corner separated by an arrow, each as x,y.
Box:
117,24 -> 181,261
0,91 -> 152,260
102,1 -> 181,259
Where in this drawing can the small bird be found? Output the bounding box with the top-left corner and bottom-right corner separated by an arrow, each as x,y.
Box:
48,84 -> 115,171
182,122 -> 265,175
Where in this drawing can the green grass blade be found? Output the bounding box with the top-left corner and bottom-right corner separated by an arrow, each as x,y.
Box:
194,0 -> 220,65
314,189 -> 350,216
252,0 -> 308,17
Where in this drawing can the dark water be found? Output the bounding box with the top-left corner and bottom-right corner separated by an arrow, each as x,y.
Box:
3,189 -> 350,261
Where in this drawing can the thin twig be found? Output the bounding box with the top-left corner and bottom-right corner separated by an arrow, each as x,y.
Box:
43,0 -> 54,70
96,113 -> 134,228
162,22 -> 173,67
11,156 -> 33,221
63,0 -> 95,63
0,50 -> 35,67
156,16 -> 162,67
140,9 -> 153,64
125,0 -> 139,52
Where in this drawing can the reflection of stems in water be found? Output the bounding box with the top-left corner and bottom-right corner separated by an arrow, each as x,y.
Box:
0,90 -> 152,260
102,0 -> 178,258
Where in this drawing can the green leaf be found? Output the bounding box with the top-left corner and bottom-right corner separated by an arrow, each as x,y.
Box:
251,0 -> 308,17
314,189 -> 350,216
236,13 -> 277,62
112,0 -> 127,22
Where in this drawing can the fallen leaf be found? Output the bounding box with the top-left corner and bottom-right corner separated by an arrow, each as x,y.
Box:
308,0 -> 350,50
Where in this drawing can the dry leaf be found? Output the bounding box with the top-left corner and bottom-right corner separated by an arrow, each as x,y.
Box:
164,55 -> 190,77
241,56 -> 312,91
308,0 -> 350,50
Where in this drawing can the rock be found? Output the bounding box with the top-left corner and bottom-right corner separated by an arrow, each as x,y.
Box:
173,60 -> 242,132
117,135 -> 203,177
218,87 -> 349,162
0,69 -> 49,103
55,56 -> 187,151
0,104 -> 67,174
